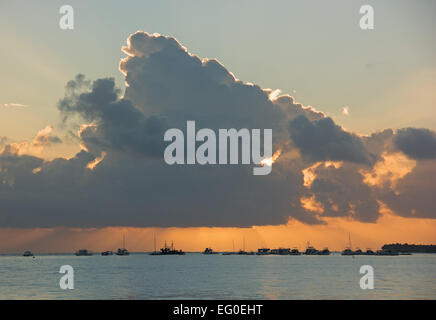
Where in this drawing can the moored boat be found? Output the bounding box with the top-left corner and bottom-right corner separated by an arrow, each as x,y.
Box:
256,248 -> 271,255
304,242 -> 319,255
75,249 -> 92,256
23,250 -> 34,257
116,235 -> 129,255
318,248 -> 330,255
203,248 -> 218,254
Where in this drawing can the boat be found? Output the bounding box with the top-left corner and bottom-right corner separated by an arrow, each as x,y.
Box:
116,235 -> 129,256
365,249 -> 375,255
304,242 -> 319,255
341,233 -> 355,256
354,248 -> 363,255
237,250 -> 255,255
222,240 -> 238,255
155,241 -> 185,255
23,250 -> 34,257
116,248 -> 129,255
149,233 -> 160,255
202,248 -> 218,254
290,248 -> 301,255
318,248 -> 330,255
376,249 -> 399,256
256,248 -> 271,255
270,248 -> 291,255
342,248 -> 354,256
75,249 -> 92,256
101,251 -> 113,256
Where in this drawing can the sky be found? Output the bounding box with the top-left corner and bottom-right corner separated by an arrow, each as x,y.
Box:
0,1 -> 435,253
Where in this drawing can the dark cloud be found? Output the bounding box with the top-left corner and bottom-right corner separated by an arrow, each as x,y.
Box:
380,160 -> 436,219
309,163 -> 379,222
58,75 -> 167,157
289,115 -> 375,165
394,128 -> 436,159
0,31 -> 435,228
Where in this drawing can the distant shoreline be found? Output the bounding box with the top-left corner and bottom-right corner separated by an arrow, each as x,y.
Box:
382,243 -> 436,253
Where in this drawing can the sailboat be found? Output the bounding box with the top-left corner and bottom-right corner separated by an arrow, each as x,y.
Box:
341,233 -> 354,256
116,234 -> 130,255
237,236 -> 254,255
222,240 -> 237,255
156,240 -> 185,255
149,233 -> 160,255
304,241 -> 319,255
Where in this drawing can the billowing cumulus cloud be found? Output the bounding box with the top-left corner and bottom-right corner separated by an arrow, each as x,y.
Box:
0,126 -> 62,157
289,116 -> 375,165
0,31 -> 435,228
394,128 -> 436,159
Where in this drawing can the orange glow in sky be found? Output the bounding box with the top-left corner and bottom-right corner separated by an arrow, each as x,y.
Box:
1,210 -> 435,254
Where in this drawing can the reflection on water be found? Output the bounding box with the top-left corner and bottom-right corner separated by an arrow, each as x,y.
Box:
0,253 -> 435,299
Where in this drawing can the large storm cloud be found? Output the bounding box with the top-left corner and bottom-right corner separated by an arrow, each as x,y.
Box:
0,31 -> 435,228
394,128 -> 436,160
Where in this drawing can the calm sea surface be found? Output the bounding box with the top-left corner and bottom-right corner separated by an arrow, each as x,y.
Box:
0,253 -> 435,299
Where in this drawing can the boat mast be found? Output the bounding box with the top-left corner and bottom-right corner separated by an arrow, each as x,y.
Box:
154,233 -> 156,252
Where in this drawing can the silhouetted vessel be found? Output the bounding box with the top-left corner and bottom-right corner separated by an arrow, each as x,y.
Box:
222,240 -> 237,255
236,237 -> 255,255
256,248 -> 271,255
376,249 -> 399,256
354,248 -> 363,255
365,249 -> 375,255
149,233 -> 160,255
271,248 -> 291,255
237,250 -> 255,255
101,251 -> 113,256
342,248 -> 354,256
156,241 -> 185,255
290,248 -> 301,255
382,243 -> 434,253
23,250 -> 34,257
116,248 -> 129,255
342,233 -> 354,256
304,242 -> 319,255
75,249 -> 92,256
116,235 -> 129,255
318,248 -> 330,255
203,248 -> 218,254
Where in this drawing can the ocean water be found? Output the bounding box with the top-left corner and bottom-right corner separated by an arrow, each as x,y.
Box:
0,253 -> 435,299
